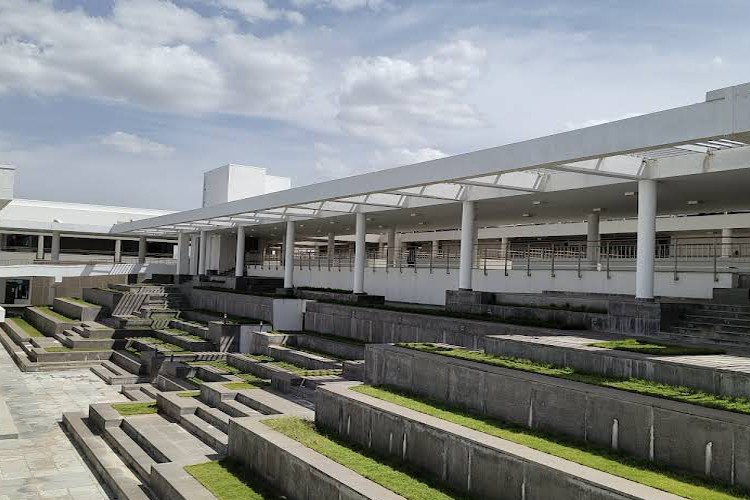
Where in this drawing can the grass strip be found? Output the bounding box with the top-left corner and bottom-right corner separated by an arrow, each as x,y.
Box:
161,329 -> 204,341
185,459 -> 282,500
36,306 -> 76,322
352,384 -> 744,500
7,317 -> 44,337
399,343 -> 750,415
132,336 -> 187,353
244,353 -> 275,363
591,338 -> 724,356
267,360 -> 341,377
59,296 -> 96,307
188,360 -> 241,374
44,346 -> 106,352
177,391 -> 200,398
111,401 -> 157,416
265,417 -> 463,500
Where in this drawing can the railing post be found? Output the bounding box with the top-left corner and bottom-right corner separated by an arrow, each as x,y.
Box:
399,250 -> 403,273
550,244 -> 555,278
372,250 -> 376,272
385,248 -> 389,274
673,240 -> 679,281
504,242 -> 509,277
446,249 -> 450,275
483,248 -> 487,276
349,250 -> 352,271
577,244 -> 582,278
414,249 -> 417,274
606,242 -> 611,279
713,239 -> 719,282
429,248 -> 433,274
526,244 -> 531,277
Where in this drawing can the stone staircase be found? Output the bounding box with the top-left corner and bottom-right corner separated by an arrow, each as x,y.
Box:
91,350 -> 149,385
663,303 -> 750,347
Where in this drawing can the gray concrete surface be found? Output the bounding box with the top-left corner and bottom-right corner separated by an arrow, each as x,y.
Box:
0,342 -> 127,499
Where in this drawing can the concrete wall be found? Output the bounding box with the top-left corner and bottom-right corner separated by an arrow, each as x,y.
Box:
485,335 -> 750,400
227,418 -> 401,500
305,301 -> 574,350
316,384 -> 664,500
249,267 -> 734,305
365,344 -> 750,487
183,287 -> 274,322
52,297 -> 102,322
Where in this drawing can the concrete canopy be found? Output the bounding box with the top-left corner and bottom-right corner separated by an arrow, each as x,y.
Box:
111,82 -> 750,239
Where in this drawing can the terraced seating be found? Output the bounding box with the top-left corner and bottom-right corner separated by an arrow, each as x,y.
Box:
664,303 -> 750,347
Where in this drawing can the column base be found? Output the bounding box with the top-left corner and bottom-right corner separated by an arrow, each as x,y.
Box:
635,297 -> 656,302
276,287 -> 295,297
458,287 -> 473,291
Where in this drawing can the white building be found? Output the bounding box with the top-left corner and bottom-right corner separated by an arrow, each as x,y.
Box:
113,81 -> 750,305
0,164 -> 291,306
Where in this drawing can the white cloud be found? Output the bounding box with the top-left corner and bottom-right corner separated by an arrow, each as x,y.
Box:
100,132 -> 175,157
0,0 -> 310,116
336,39 -> 487,145
292,0 -> 389,12
214,0 -> 305,24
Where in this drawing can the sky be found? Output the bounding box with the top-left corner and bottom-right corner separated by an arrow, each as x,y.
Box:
0,0 -> 749,210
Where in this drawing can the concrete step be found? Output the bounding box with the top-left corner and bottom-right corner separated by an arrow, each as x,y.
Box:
123,389 -> 154,402
690,303 -> 750,315
672,322 -> 750,335
62,413 -> 151,500
195,406 -> 230,434
122,414 -> 219,464
102,424 -> 159,481
91,361 -> 148,385
267,345 -> 342,371
112,350 -> 146,375
288,333 -> 365,360
217,399 -> 260,418
683,313 -> 750,326
178,413 -> 228,455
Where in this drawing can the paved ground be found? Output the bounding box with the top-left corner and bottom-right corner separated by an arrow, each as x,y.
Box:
0,346 -> 126,499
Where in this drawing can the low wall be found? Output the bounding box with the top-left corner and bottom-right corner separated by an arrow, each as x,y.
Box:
485,335 -> 750,400
183,287 -> 274,322
227,418 -> 401,500
288,334 -> 365,360
365,344 -> 750,487
295,289 -> 385,305
53,297 -> 102,322
304,301 -> 574,350
248,267 -> 735,304
316,384 -> 669,500
82,288 -> 122,313
24,307 -> 79,336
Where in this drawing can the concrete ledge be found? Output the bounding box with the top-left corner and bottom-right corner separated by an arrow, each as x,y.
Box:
154,330 -> 214,352
316,383 -> 679,500
150,462 -> 216,500
295,289 -> 385,305
228,417 -> 404,500
53,297 -> 102,322
268,345 -> 341,370
366,344 -> 750,487
240,330 -> 294,355
287,333 -> 365,360
62,412 -> 150,500
183,287 -> 274,323
25,307 -> 80,336
89,403 -> 123,431
0,398 -> 18,440
486,334 -> 750,400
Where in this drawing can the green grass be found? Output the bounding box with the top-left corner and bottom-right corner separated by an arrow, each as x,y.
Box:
225,381 -> 265,390
132,337 -> 187,353
591,338 -> 724,356
185,459 -> 282,500
44,346 -> 106,352
267,360 -> 341,377
35,306 -> 76,322
399,343 -> 750,416
161,329 -> 204,341
188,360 -> 241,374
7,317 -> 44,337
59,296 -> 96,307
353,385 -> 745,500
177,391 -> 200,398
244,353 -> 275,363
265,417 -> 463,500
301,331 -> 366,345
111,401 -> 157,416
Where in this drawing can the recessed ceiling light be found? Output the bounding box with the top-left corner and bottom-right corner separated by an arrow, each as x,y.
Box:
377,225 -> 383,229
532,200 -> 542,206
624,191 -> 636,197
418,222 -> 425,225
366,217 -> 373,222
329,221 -> 335,225
299,224 -> 304,227
592,207 -> 602,212
522,213 -> 533,218
687,200 -> 702,205
410,212 -> 418,217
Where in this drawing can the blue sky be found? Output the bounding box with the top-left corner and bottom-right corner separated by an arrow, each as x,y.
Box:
1,0 -> 749,209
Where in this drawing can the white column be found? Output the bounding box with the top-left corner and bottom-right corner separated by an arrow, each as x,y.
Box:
36,234 -> 45,260
387,227 -> 396,265
235,226 -> 246,277
114,239 -> 122,263
189,234 -> 199,275
137,236 -> 147,264
587,212 -> 600,263
284,221 -> 295,289
199,230 -> 208,274
636,180 -> 657,300
353,213 -> 367,294
721,228 -> 733,259
500,236 -> 510,257
431,239 -> 440,258
327,233 -> 335,257
177,233 -> 190,275
458,200 -> 476,290
51,231 -> 61,263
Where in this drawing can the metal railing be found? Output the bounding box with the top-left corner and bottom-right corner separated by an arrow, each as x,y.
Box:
0,254 -> 176,267
245,237 -> 750,282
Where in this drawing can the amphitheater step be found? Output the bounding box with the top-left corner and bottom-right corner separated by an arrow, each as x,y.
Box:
195,406 -> 230,433
62,412 -> 151,500
102,424 -> 159,482
121,414 -> 220,464
217,399 -> 261,418
112,350 -> 146,375
178,413 -> 228,455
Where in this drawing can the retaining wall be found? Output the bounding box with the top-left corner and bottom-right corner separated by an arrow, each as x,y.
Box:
365,344 -> 750,487
182,287 -> 274,322
304,301 -> 573,350
24,307 -> 79,336
485,335 -> 750,400
227,418 -> 403,500
316,384 -> 676,500
53,297 -> 102,322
